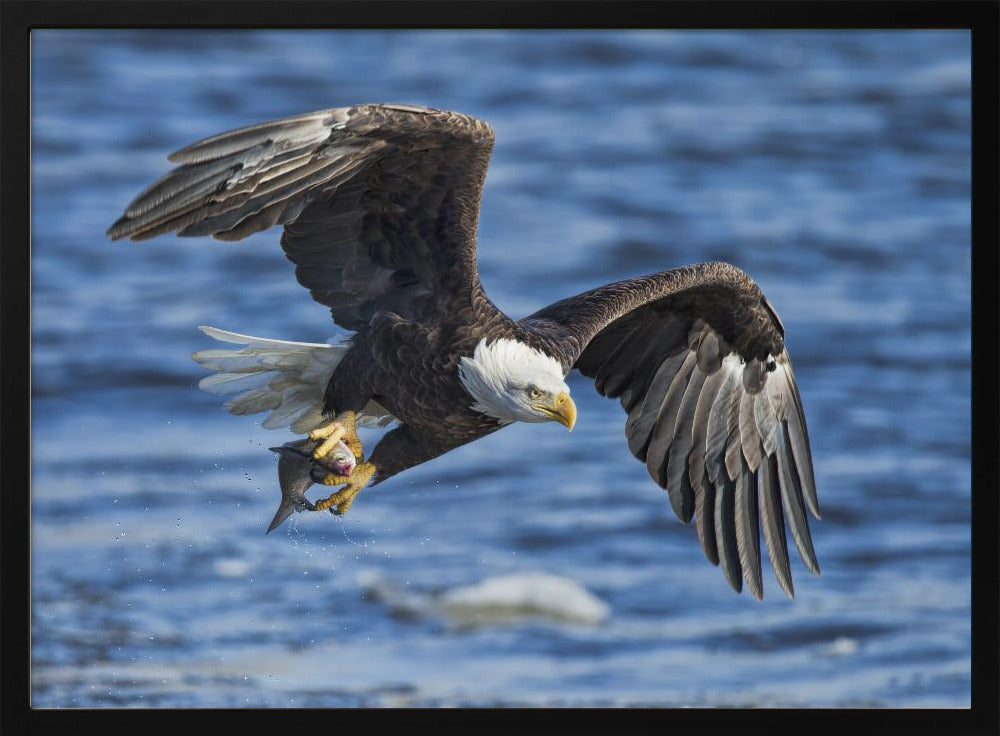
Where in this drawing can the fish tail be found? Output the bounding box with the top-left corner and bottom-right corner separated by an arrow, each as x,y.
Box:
266,499 -> 297,535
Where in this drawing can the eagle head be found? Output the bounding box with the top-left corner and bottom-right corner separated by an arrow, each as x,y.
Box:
458,338 -> 577,430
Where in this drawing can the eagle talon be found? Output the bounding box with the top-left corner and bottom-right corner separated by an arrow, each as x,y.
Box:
320,473 -> 351,486
310,411 -> 362,461
328,487 -> 360,516
312,461 -> 376,516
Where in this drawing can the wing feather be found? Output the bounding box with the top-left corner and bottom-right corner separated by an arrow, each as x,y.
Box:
625,349 -> 688,458
694,475 -> 719,566
706,360 -> 740,485
759,454 -> 794,597
776,425 -> 821,574
714,477 -> 743,593
739,390 -> 763,473
783,359 -> 821,519
735,461 -> 764,600
592,320 -> 649,394
663,367 -> 708,522
167,109 -> 339,164
754,381 -> 781,458
597,320 -> 663,398
621,316 -> 691,412
688,366 -> 729,491
644,351 -> 698,487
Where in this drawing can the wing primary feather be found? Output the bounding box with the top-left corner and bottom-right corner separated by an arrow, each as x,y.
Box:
644,351 -> 698,487
167,109 -> 340,164
117,141 -> 340,236
706,362 -> 740,485
180,154 -> 373,239
122,156 -> 247,219
775,426 -> 821,575
663,367 -> 707,523
689,365 -> 729,566
695,477 -> 719,566
108,170 -> 236,239
783,358 -> 821,519
735,460 -> 764,600
714,476 -> 743,593
688,366 -> 729,491
625,349 -> 688,459
759,454 -> 794,598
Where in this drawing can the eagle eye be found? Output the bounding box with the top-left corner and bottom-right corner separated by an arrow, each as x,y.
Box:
528,387 -> 543,400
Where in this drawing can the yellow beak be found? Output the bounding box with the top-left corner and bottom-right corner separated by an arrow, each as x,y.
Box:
536,391 -> 577,431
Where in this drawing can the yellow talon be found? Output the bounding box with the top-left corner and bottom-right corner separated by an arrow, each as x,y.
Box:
314,486 -> 361,515
320,474 -> 351,486
309,411 -> 360,461
343,434 -> 364,463
314,434 -> 345,460
313,461 -> 376,516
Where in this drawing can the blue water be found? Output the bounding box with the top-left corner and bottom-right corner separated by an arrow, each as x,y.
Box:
30,30 -> 971,708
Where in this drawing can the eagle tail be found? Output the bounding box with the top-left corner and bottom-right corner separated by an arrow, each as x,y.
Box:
191,326 -> 395,431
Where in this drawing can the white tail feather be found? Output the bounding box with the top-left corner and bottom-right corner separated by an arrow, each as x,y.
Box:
192,325 -> 396,431
198,325 -> 333,348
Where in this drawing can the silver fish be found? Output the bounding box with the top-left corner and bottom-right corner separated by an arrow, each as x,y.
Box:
266,438 -> 356,534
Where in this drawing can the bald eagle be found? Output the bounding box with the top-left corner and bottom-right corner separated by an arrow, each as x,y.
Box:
107,104 -> 820,599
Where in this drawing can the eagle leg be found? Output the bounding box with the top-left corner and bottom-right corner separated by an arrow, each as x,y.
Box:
313,461 -> 377,516
309,411 -> 363,462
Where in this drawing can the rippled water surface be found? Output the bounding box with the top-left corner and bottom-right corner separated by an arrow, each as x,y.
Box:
30,30 -> 971,708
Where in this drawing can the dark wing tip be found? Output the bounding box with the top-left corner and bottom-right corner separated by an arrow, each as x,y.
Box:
105,220 -> 127,240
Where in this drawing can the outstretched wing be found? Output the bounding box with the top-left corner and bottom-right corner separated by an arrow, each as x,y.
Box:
107,104 -> 495,330
523,261 -> 819,600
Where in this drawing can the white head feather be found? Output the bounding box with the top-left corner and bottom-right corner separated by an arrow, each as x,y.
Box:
458,338 -> 569,424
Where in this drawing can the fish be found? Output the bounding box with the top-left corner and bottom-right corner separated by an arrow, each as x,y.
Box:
266,437 -> 356,534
